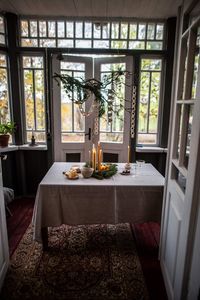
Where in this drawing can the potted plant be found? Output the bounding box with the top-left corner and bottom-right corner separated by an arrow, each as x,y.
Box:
0,122 -> 15,147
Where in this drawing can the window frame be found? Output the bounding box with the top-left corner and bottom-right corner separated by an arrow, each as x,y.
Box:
136,54 -> 165,146
20,52 -> 47,144
18,17 -> 166,51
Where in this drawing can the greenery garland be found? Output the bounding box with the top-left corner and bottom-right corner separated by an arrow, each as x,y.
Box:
53,68 -> 128,118
92,164 -> 118,180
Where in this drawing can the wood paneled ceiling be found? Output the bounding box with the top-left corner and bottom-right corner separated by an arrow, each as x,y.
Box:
0,0 -> 182,19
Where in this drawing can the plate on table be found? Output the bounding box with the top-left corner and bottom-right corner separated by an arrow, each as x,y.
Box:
71,165 -> 81,173
63,172 -> 79,180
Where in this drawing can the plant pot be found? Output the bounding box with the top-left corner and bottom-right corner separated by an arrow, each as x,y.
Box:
0,134 -> 10,147
81,167 -> 94,178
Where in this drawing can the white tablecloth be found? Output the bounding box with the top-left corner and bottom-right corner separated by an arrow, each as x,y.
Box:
33,163 -> 164,242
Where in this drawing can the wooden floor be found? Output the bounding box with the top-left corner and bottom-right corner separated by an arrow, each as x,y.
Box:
6,198 -> 167,300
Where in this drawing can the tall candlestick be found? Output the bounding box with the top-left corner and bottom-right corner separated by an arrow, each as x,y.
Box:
128,145 -> 130,163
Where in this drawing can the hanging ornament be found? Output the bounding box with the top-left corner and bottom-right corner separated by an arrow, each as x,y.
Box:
107,89 -> 114,123
131,85 -> 137,138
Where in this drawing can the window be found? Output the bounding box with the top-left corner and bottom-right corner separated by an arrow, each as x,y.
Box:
0,54 -> 11,123
20,19 -> 165,50
0,16 -> 6,45
22,56 -> 46,142
137,58 -> 162,145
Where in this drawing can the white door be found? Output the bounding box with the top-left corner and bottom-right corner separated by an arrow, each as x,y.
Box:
52,55 -> 133,163
94,56 -> 133,162
52,55 -> 93,162
0,156 -> 9,290
160,4 -> 200,300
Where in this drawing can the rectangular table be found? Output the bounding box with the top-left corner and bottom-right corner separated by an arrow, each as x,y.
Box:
33,163 -> 164,248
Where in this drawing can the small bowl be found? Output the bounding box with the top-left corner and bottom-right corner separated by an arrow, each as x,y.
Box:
81,167 -> 94,178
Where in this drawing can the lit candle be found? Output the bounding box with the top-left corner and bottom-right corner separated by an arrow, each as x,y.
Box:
93,148 -> 96,171
128,145 -> 130,163
99,149 -> 102,167
97,141 -> 101,171
89,150 -> 91,167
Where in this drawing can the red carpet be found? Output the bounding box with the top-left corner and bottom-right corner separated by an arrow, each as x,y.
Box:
6,198 -> 167,299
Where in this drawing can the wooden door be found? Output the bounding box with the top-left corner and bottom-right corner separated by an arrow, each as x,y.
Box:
160,3 -> 200,300
0,157 -> 9,290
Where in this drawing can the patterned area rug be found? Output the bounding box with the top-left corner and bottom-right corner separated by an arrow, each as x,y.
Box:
1,223 -> 149,300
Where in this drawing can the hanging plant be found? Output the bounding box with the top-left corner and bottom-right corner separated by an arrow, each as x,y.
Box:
53,68 -> 130,118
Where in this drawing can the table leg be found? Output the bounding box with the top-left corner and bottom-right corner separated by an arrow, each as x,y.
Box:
41,227 -> 48,251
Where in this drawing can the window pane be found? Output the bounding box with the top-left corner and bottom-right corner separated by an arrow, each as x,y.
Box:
141,59 -> 162,70
0,55 -> 11,124
93,23 -> 101,39
149,72 -> 161,133
85,22 -> 92,38
35,70 -> 45,130
156,24 -> 164,40
120,23 -> 128,39
138,133 -> 157,144
21,20 -> 29,37
40,39 -> 56,47
111,40 -> 127,49
66,22 -> 74,38
191,53 -> 199,99
48,21 -> 56,37
75,22 -> 83,38
57,21 -> 65,37
58,39 -> 73,47
111,23 -> 119,39
93,40 -> 109,48
184,105 -> 194,168
0,17 -> 5,33
39,21 -> 47,37
147,24 -> 155,40
129,41 -> 145,49
138,23 -> 146,40
147,41 -> 163,50
24,69 -> 34,130
30,21 -> 38,37
102,23 -> 110,39
21,38 -> 38,47
129,23 -> 137,39
138,72 -> 150,133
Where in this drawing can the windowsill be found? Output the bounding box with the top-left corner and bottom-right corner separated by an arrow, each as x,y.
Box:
136,146 -> 168,153
0,145 -> 19,153
0,144 -> 47,152
19,144 -> 47,151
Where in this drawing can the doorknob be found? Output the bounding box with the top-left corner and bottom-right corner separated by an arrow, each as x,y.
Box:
85,128 -> 91,140
0,154 -> 7,160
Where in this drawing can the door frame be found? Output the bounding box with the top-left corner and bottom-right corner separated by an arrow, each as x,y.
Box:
52,54 -> 134,163
160,4 -> 200,300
